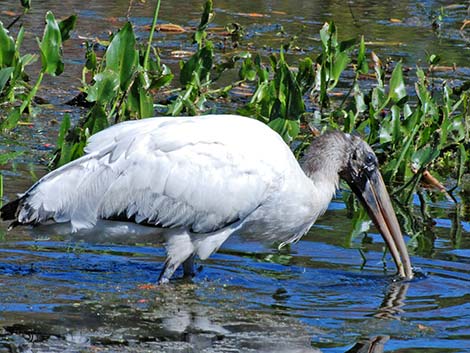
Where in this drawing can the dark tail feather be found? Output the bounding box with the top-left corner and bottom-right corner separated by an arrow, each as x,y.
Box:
0,198 -> 21,221
1,198 -> 25,230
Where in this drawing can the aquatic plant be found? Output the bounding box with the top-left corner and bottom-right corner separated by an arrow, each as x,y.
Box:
0,9 -> 76,130
237,51 -> 310,143
165,0 -> 216,116
243,22 -> 468,200
54,0 -> 244,165
166,0 -> 246,116
52,2 -> 173,167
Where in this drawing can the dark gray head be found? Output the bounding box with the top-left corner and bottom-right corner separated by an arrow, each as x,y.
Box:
301,131 -> 413,279
301,132 -> 377,182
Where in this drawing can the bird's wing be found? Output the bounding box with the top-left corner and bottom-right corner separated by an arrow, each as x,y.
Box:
16,115 -> 291,232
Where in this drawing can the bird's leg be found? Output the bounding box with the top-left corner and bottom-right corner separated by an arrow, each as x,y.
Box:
158,231 -> 196,284
157,258 -> 179,284
182,254 -> 195,278
157,254 -> 196,284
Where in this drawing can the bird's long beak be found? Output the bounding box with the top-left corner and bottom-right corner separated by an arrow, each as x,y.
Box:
350,170 -> 413,280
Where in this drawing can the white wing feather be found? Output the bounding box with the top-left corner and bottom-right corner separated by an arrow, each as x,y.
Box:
18,115 -> 293,233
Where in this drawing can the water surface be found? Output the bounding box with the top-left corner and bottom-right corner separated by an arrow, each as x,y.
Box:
0,0 -> 469,352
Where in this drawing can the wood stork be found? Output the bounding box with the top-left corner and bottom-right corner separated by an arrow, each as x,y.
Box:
0,114 -> 413,282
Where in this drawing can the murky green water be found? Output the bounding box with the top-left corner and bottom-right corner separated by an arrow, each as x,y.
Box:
1,0 -> 470,352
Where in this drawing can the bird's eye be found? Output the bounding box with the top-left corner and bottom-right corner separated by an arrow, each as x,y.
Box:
365,152 -> 376,167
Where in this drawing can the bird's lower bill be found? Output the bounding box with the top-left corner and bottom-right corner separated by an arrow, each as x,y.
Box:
354,171 -> 414,280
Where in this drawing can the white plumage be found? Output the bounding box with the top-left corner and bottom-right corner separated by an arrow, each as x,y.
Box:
22,115 -> 327,234
1,114 -> 413,282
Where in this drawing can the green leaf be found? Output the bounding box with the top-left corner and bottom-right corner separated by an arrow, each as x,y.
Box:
58,14 -> 77,42
39,11 -> 64,76
379,106 -> 401,144
0,67 -> 14,93
268,118 -> 300,142
357,35 -> 368,74
457,144 -> 467,187
145,53 -> 173,89
296,57 -> 315,92
239,57 -> 257,81
371,86 -> 386,111
388,122 -> 420,182
379,121 -> 392,144
20,0 -> 31,9
138,88 -> 154,118
0,150 -> 24,165
57,113 -> 70,148
128,73 -> 154,118
411,146 -> 440,170
15,25 -> 25,50
353,82 -> 367,113
0,21 -> 16,68
319,22 -> 331,51
0,108 -> 21,130
198,0 -> 213,31
87,70 -> 120,104
388,62 -> 407,102
390,105 -> 401,141
84,104 -> 109,134
194,30 -> 206,47
427,53 -> 440,66
344,110 -> 355,133
106,22 -> 138,91
85,42 -> 97,71
180,44 -> 213,86
56,114 -> 72,167
348,206 -> 371,243
331,51 -> 349,85
339,37 -> 356,52
151,73 -> 174,89
194,0 -> 213,46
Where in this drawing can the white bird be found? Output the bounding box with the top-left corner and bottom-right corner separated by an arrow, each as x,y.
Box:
0,114 -> 413,282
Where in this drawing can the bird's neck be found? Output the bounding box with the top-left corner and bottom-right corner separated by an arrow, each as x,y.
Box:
303,166 -> 340,210
300,132 -> 350,197
293,156 -> 340,230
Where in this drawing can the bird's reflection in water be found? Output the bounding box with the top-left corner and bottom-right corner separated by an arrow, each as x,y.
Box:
374,282 -> 409,320
0,277 -> 319,353
345,282 -> 409,353
345,335 -> 390,353
25,222 -> 409,353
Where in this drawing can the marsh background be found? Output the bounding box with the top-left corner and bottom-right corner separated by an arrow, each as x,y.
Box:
0,0 -> 469,352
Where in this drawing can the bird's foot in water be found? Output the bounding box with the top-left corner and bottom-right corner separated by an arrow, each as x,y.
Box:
157,260 -> 178,285
157,254 -> 198,285
182,254 -> 195,279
